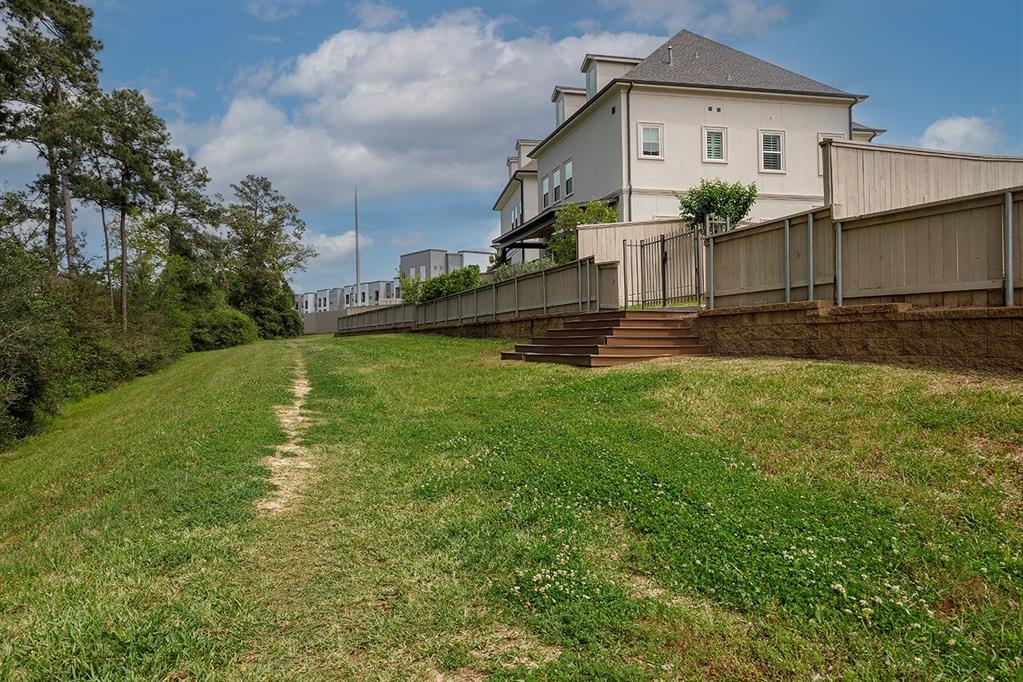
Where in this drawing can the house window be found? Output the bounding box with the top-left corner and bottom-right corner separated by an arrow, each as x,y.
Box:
564,160 -> 573,197
345,294 -> 350,305
818,131 -> 846,175
585,66 -> 597,99
542,175 -> 550,208
703,126 -> 727,162
553,168 -> 561,203
760,130 -> 785,172
639,123 -> 663,159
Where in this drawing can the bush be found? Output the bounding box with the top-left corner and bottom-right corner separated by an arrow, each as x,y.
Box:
227,269 -> 303,339
189,308 -> 259,352
490,256 -> 556,282
546,200 -> 619,264
677,179 -> 758,229
420,266 -> 482,302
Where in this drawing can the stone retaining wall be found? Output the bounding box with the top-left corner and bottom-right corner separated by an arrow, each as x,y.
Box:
696,301 -> 1023,372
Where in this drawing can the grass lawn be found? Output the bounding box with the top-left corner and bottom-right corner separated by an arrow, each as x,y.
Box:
1,333 -> 1021,680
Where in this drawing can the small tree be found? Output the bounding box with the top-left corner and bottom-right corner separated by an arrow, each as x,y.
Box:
677,179 -> 757,230
397,267 -> 422,303
546,199 -> 619,264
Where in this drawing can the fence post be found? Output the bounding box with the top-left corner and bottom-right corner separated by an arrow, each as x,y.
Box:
475,288 -> 478,321
458,292 -> 462,322
514,277 -> 519,316
708,234 -> 715,309
783,218 -> 791,303
807,212 -> 815,300
1006,191 -> 1015,307
577,259 -> 582,311
834,221 -> 843,307
542,269 -> 547,313
595,262 -> 601,311
694,220 -> 703,305
585,258 -> 591,310
640,237 -> 646,308
660,234 -> 667,308
493,283 -> 497,320
622,239 -> 628,308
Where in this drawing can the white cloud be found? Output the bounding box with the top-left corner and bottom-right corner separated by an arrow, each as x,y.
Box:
306,229 -> 367,265
602,0 -> 787,38
244,0 -> 314,22
183,10 -> 665,210
389,231 -> 424,248
919,115 -> 1002,154
352,1 -> 407,30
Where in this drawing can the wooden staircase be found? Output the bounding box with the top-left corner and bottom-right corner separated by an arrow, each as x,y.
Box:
501,310 -> 705,367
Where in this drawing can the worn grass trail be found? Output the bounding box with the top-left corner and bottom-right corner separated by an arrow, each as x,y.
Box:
1,333 -> 1020,680
0,341 -> 294,679
234,334 -> 1022,680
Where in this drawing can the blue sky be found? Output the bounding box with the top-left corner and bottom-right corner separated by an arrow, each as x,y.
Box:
5,0 -> 1022,292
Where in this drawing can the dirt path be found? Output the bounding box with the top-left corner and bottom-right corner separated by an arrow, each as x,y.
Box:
256,347 -> 313,513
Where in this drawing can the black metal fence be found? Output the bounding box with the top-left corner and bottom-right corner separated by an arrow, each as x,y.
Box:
622,218 -> 728,308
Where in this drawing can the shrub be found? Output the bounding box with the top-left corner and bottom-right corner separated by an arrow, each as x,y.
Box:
189,308 -> 259,352
490,256 -> 556,282
677,179 -> 758,229
397,268 -> 423,303
547,200 -> 619,264
420,266 -> 482,302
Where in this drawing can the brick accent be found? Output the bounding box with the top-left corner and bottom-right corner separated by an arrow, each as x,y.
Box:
697,301 -> 1023,372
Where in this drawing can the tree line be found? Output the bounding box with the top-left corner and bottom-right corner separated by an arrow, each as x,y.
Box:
0,0 -> 315,447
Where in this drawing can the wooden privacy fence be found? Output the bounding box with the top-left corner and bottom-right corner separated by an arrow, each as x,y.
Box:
707,187 -> 1022,309
337,257 -> 619,333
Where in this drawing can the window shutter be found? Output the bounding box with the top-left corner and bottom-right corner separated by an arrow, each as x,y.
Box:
706,130 -> 723,160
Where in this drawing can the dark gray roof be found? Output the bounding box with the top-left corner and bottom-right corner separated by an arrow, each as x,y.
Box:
852,121 -> 886,132
624,30 -> 859,99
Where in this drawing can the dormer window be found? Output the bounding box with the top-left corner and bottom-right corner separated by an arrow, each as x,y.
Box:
555,97 -> 565,126
586,66 -> 597,99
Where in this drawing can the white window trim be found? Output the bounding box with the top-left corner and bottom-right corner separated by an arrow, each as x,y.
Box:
541,174 -> 550,209
758,128 -> 786,174
702,125 -> 728,163
817,131 -> 846,175
563,159 -> 574,198
637,122 -> 664,160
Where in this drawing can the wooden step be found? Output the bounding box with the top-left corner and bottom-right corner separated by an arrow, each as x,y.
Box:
604,335 -> 703,347
528,335 -> 607,346
500,351 -> 692,367
596,345 -> 706,356
545,326 -> 617,337
515,343 -> 600,354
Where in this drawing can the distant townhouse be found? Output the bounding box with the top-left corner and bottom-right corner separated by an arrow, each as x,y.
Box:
492,29 -> 884,261
399,248 -> 494,280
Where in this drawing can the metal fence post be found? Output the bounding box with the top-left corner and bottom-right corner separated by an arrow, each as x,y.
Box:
660,234 -> 667,308
1006,191 -> 1015,307
622,239 -> 628,308
807,212 -> 815,300
783,218 -> 791,303
834,221 -> 843,306
708,235 -> 715,309
577,259 -> 582,311
542,269 -> 547,313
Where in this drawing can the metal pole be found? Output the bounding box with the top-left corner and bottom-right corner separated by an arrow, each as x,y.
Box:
783,218 -> 791,303
708,235 -> 715,309
354,187 -> 360,292
660,234 -> 667,308
807,212 -> 815,300
1006,191 -> 1015,306
694,221 -> 702,305
835,221 -> 843,306
640,238 -> 646,308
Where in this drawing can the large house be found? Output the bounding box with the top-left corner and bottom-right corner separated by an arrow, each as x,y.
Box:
492,29 -> 884,261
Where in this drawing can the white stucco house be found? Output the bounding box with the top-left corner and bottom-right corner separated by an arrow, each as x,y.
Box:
492,29 -> 884,261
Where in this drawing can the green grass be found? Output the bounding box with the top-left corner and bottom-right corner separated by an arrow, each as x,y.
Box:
2,333 -> 1021,679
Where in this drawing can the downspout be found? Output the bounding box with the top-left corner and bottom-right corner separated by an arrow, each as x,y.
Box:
625,82 -> 634,221
514,174 -> 525,262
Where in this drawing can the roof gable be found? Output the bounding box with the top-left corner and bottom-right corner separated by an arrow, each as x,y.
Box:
624,30 -> 856,98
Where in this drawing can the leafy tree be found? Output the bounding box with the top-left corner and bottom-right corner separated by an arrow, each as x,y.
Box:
419,266 -> 482,302
224,175 -> 315,338
92,89 -> 169,332
546,199 -> 619,264
677,179 -> 758,230
0,0 -> 101,270
397,267 -> 423,303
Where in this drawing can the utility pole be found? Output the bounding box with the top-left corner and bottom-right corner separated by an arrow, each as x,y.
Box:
354,186 -> 361,293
